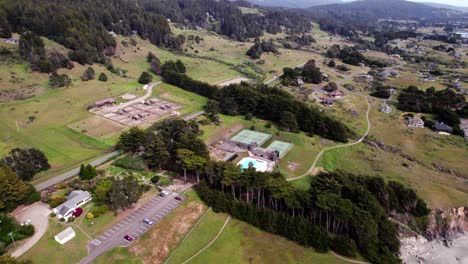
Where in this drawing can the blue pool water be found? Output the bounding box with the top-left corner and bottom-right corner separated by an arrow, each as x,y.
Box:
237,157 -> 268,172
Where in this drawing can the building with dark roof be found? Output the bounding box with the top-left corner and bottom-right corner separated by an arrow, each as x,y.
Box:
433,121 -> 453,133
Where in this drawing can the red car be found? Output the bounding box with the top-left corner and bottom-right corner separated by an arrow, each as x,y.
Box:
124,235 -> 134,242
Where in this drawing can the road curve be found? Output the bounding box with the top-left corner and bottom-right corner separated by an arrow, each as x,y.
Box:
34,151 -> 119,191
287,96 -> 371,182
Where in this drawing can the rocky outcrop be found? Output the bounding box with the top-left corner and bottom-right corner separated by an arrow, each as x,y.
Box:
425,207 -> 468,242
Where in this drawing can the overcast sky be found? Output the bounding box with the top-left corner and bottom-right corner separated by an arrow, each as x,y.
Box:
408,0 -> 468,7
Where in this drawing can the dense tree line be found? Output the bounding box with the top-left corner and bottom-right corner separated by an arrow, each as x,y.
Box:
161,61 -> 352,142
0,166 -> 39,212
18,31 -> 73,73
327,44 -> 387,67
196,169 -> 429,263
1,148 -> 50,181
0,0 -> 312,66
398,86 -> 465,121
246,38 -> 279,59
398,86 -> 466,135
0,0 -> 177,64
116,120 -> 429,263
281,59 -> 323,85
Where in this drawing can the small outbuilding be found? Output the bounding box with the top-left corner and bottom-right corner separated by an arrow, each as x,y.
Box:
54,227 -> 76,245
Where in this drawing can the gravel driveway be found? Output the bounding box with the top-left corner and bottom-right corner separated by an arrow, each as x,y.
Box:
10,202 -> 52,257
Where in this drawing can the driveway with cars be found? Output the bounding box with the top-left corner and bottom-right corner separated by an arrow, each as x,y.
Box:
79,191 -> 184,264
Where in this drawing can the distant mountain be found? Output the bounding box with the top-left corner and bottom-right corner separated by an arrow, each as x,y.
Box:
419,2 -> 468,13
246,0 -> 344,8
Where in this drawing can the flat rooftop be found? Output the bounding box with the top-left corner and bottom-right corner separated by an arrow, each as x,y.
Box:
266,140 -> 293,158
230,129 -> 271,146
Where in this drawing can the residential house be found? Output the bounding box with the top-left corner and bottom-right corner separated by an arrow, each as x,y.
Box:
54,227 -> 75,245
406,117 -> 424,128
380,103 -> 392,113
53,190 -> 92,221
358,74 -> 374,82
4,38 -> 19,44
329,90 -> 344,98
296,78 -> 304,87
433,121 -> 453,134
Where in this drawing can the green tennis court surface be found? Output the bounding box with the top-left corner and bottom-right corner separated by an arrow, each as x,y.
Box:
266,140 -> 293,158
230,129 -> 272,146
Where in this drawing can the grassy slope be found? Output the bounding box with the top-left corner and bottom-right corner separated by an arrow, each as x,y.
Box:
168,210 -> 350,264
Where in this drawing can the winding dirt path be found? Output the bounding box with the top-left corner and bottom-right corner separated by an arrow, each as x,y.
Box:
287,95 -> 371,182
331,251 -> 370,264
181,215 -> 231,264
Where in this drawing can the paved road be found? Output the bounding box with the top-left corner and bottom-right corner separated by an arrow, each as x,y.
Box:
104,82 -> 160,113
79,192 -> 182,264
34,151 -> 119,191
183,111 -> 205,121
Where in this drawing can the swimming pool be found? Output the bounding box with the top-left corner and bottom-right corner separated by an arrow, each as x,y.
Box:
237,157 -> 268,172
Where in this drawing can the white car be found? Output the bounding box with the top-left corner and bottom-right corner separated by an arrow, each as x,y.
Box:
21,219 -> 31,226
159,190 -> 171,197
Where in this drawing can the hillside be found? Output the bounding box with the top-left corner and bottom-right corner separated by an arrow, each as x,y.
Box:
312,0 -> 456,20
246,0 -> 343,8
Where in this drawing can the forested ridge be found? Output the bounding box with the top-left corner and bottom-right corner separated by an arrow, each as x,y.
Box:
0,0 -> 311,65
160,62 -> 354,142
116,120 -> 430,263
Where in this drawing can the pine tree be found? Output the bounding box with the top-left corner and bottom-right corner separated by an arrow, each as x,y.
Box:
98,72 -> 108,82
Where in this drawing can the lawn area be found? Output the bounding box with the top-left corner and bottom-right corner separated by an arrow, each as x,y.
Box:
151,83 -> 207,116
20,220 -> 89,264
166,209 -> 227,264
175,214 -> 351,264
198,114 -> 328,179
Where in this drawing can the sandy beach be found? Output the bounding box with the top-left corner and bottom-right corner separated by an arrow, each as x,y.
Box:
400,234 -> 468,264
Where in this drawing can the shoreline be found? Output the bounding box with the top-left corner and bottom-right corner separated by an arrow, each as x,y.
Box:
400,233 -> 468,264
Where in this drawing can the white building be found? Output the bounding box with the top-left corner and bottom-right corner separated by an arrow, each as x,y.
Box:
54,227 -> 75,245
406,118 -> 424,128
53,190 -> 91,221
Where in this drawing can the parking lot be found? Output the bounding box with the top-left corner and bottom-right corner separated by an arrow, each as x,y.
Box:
80,192 -> 183,264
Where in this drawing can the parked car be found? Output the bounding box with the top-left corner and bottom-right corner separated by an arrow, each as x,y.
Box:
160,190 -> 171,197
21,219 -> 31,226
143,218 -> 154,225
124,235 -> 134,241
175,195 -> 184,201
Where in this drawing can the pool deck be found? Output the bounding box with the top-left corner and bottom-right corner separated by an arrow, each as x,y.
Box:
242,152 -> 275,172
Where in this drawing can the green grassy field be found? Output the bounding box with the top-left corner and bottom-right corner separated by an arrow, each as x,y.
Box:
170,212 -> 351,264
20,220 -> 89,264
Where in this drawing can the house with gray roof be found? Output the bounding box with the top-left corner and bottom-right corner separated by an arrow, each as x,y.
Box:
53,190 -> 91,221
433,121 -> 453,134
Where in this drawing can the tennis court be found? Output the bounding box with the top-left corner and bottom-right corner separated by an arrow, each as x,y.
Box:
266,141 -> 293,158
230,129 -> 271,146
